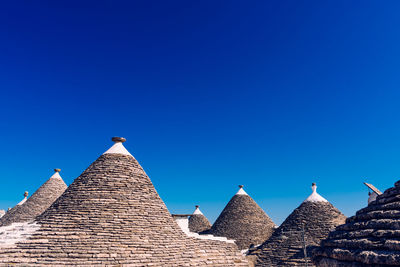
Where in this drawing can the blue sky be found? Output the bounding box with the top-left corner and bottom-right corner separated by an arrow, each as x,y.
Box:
1,1 -> 400,224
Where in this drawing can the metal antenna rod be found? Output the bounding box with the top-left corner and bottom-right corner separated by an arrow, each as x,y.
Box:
301,224 -> 308,267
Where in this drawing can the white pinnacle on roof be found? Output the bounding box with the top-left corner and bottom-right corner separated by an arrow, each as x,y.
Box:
103,137 -> 133,156
50,169 -> 62,179
16,198 -> 27,206
16,192 -> 28,206
235,185 -> 248,195
304,183 -> 328,203
193,205 -> 203,215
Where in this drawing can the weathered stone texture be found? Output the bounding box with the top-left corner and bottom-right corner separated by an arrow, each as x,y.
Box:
0,153 -> 248,266
251,201 -> 346,267
189,214 -> 211,233
204,193 -> 275,250
313,180 -> 400,266
0,175 -> 67,227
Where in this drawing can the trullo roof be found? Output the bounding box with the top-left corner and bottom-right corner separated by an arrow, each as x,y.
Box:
313,179 -> 400,267
189,205 -> 212,233
250,183 -> 346,267
0,137 -> 248,266
0,169 -> 67,227
205,185 -> 276,250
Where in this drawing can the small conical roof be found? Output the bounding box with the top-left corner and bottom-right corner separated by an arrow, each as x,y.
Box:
205,185 -> 276,250
251,183 -> 346,267
189,205 -> 212,233
0,137 -> 247,266
0,169 -> 67,227
313,179 -> 400,266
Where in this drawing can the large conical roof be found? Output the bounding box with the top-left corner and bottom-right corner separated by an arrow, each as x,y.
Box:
189,205 -> 212,233
313,179 -> 400,267
251,183 -> 346,267
205,185 -> 276,250
0,169 -> 67,227
0,137 -> 248,266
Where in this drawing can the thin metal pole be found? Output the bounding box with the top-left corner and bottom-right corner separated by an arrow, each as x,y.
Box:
301,225 -> 308,267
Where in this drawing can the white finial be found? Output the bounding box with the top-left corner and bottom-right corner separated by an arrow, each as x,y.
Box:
312,182 -> 317,192
103,137 -> 133,156
193,205 -> 203,215
50,169 -> 62,179
304,182 -> 328,203
236,185 -> 248,195
17,191 -> 28,206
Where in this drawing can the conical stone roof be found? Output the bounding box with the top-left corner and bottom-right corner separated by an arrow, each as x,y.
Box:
189,205 -> 212,233
0,137 -> 248,266
250,183 -> 346,267
205,185 -> 276,250
0,169 -> 67,227
313,179 -> 400,267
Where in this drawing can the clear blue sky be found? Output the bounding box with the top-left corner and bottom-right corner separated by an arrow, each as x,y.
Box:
1,1 -> 400,225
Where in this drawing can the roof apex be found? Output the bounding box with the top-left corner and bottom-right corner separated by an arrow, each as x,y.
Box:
103,137 -> 133,157
50,169 -> 62,179
236,185 -> 248,196
193,205 -> 203,215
